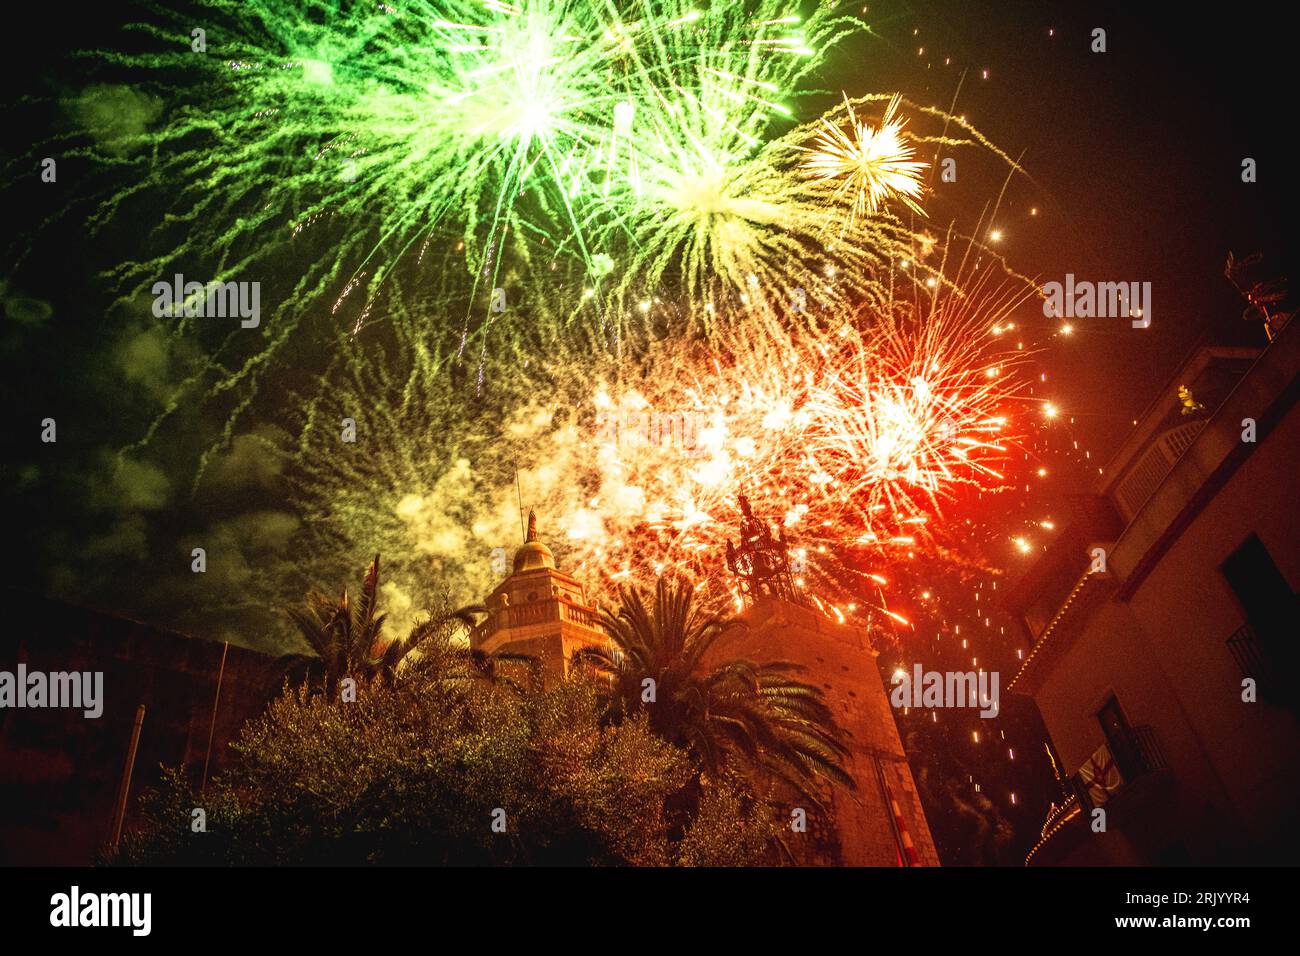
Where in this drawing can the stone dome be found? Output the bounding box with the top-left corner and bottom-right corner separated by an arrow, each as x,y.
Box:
513,510 -> 556,572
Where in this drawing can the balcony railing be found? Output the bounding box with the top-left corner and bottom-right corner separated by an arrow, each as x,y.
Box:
1113,420 -> 1205,520
1025,794 -> 1083,865
1127,725 -> 1168,774
1223,622 -> 1293,709
1040,794 -> 1079,841
1224,620 -> 1300,711
1226,623 -> 1267,680
472,596 -> 604,645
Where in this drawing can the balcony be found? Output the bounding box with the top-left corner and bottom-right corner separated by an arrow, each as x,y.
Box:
1071,725 -> 1167,811
1056,725 -> 1172,856
1112,420 -> 1206,521
1226,620 -> 1267,675
1024,795 -> 1083,865
1027,727 -> 1173,864
1224,622 -> 1296,708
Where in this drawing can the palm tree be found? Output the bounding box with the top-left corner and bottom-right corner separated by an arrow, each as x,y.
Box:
578,577 -> 853,809
288,553 -> 384,697
288,553 -> 531,698
383,599 -> 484,678
289,554 -> 479,696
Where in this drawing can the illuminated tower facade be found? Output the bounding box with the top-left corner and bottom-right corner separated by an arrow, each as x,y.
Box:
470,511 -> 606,685
713,496 -> 941,866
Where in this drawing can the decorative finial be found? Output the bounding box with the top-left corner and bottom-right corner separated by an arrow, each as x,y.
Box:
512,510 -> 556,572
726,493 -> 806,607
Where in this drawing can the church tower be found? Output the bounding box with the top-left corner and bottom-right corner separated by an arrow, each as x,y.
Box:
470,511 -> 606,685
710,496 -> 941,866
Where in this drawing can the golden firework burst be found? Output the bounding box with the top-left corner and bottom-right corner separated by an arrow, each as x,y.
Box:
800,93 -> 929,221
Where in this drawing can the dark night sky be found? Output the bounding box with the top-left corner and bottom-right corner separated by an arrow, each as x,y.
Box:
856,1 -> 1294,479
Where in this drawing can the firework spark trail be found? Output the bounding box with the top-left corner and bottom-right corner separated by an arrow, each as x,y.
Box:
799,93 -> 928,222
566,281 -> 1032,607
588,88 -> 930,337
584,82 -> 1038,343
80,0 -> 637,316
65,2 -> 874,319
23,0 -> 947,445
17,1 -> 1032,442
282,248 -> 1035,625
11,0 -> 1043,628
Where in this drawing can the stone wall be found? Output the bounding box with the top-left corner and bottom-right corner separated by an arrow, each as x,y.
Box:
0,594 -> 303,864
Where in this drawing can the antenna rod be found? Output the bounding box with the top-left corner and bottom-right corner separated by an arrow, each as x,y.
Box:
515,464 -> 525,542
